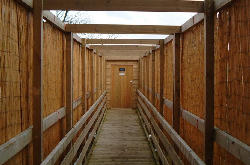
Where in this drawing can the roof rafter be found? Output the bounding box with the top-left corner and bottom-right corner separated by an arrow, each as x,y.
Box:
89,45 -> 156,51
43,0 -> 204,12
86,39 -> 160,45
65,24 -> 181,34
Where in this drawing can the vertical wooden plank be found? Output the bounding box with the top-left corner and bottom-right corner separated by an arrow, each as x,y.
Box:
159,39 -> 165,115
66,32 -> 73,133
173,33 -> 181,133
204,0 -> 215,164
151,50 -> 155,106
90,51 -> 94,105
33,0 -> 43,164
82,39 -> 86,113
139,59 -> 141,90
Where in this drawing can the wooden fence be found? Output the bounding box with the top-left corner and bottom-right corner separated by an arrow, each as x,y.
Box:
138,0 -> 249,164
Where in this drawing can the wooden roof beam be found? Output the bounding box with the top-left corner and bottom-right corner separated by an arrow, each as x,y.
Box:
65,24 -> 181,34
98,50 -> 148,56
86,39 -> 160,45
89,45 -> 156,51
43,0 -> 204,12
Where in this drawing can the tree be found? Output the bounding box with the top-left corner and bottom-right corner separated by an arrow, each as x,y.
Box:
54,10 -> 118,39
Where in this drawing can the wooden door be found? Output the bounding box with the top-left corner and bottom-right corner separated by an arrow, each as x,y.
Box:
111,65 -> 133,108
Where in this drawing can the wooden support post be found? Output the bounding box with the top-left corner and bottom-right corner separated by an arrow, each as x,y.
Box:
204,0 -> 215,164
90,51 -> 94,105
66,32 -> 73,133
159,39 -> 165,115
151,50 -> 155,106
82,39 -> 86,113
32,0 -> 43,164
173,33 -> 181,133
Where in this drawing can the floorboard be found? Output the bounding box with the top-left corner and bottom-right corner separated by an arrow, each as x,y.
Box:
87,108 -> 156,165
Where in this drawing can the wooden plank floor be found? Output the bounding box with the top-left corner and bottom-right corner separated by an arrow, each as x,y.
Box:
87,108 -> 156,165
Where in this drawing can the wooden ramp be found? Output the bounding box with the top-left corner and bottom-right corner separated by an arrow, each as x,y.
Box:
87,108 -> 157,165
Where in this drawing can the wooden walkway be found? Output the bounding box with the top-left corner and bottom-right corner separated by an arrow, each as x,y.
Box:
87,108 -> 157,165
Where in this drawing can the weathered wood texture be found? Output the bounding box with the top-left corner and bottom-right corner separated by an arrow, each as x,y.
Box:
87,108 -> 156,165
86,39 -> 160,45
0,0 -> 86,164
65,24 -> 180,34
138,1 -> 250,165
43,0 -> 204,12
213,0 -> 250,164
204,0 -> 215,164
106,61 -> 139,109
32,0 -> 43,164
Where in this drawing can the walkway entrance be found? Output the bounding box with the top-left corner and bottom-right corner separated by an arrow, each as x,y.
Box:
87,108 -> 157,165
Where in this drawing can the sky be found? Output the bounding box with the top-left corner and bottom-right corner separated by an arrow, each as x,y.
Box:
53,11 -> 197,39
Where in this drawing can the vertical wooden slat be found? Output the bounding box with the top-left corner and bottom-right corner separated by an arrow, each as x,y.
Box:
159,39 -> 165,115
173,33 -> 181,133
33,0 -> 43,164
151,50 -> 155,106
82,39 -> 86,113
90,51 -> 94,105
66,32 -> 73,133
204,0 -> 215,164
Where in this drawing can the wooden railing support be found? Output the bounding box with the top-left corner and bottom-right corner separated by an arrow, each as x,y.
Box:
66,32 -> 73,133
32,0 -> 43,164
204,0 -> 215,164
151,50 -> 156,106
173,33 -> 181,133
159,39 -> 165,115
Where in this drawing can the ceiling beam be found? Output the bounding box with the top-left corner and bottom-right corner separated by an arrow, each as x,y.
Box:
65,24 -> 181,34
43,0 -> 204,12
89,45 -> 156,51
105,56 -> 141,61
99,50 -> 147,56
86,39 -> 160,45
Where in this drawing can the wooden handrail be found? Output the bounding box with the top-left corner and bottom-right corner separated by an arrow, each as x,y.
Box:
137,90 -> 205,165
61,99 -> 106,164
74,103 -> 106,165
41,91 -> 106,165
0,96 -> 82,165
138,90 -> 250,165
137,97 -> 183,165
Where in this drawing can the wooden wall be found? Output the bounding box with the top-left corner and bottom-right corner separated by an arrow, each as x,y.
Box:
106,60 -> 139,109
0,0 -> 33,164
139,0 -> 249,164
213,0 -> 249,164
0,0 -> 105,164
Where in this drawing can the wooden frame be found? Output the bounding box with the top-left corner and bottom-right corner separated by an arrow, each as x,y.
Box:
137,98 -> 183,165
137,90 -> 205,165
86,39 -> 160,45
151,50 -> 156,106
173,33 -> 181,133
89,45 -> 156,51
66,32 -> 73,133
43,0 -> 204,12
0,97 -> 82,165
32,0 -> 43,164
204,0 -> 215,164
41,92 -> 106,165
99,50 -> 148,57
65,24 -> 180,34
159,39 -> 165,115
